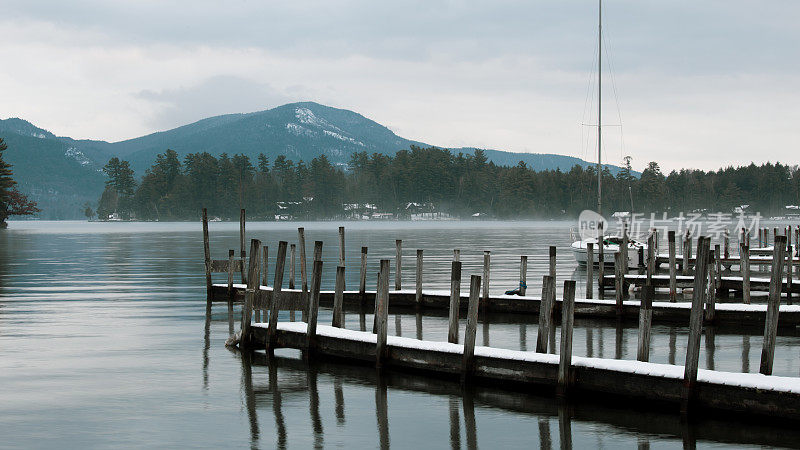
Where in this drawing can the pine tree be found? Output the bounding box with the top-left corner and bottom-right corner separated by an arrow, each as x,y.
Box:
0,137 -> 39,228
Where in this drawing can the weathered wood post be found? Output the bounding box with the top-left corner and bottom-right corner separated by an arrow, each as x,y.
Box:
788,244 -> 794,305
557,280 -> 576,396
760,236 -> 787,375
262,246 -> 269,287
622,223 -> 629,274
724,229 -> 730,259
289,244 -> 296,290
359,246 -> 368,302
520,255 -> 529,296
338,226 -> 346,290
298,228 -> 307,291
239,209 -> 246,284
614,251 -> 624,309
448,261 -> 462,344
682,231 -> 691,276
227,249 -> 235,301
395,240 -> 402,291
706,250 -> 717,322
266,241 -> 288,355
462,274 -> 482,381
586,244 -> 594,299
240,239 -> 262,349
298,229 -> 308,321
758,227 -> 763,248
668,230 -> 677,302
638,234 -> 655,362
332,265 -> 346,328
741,244 -> 751,304
715,244 -> 725,298
598,222 -> 605,293
375,259 -> 390,368
306,259 -> 323,352
535,275 -> 555,353
549,246 -> 556,279
202,208 -> 212,301
482,251 -> 491,309
682,236 -> 711,415
415,249 -> 424,304
313,240 -> 323,262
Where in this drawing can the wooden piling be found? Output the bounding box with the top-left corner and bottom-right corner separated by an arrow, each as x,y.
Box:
289,244 -> 296,290
741,244 -> 751,304
706,250 -> 717,322
241,239 -> 261,349
724,229 -> 730,259
682,231 -> 691,276
202,208 -> 212,301
239,209 -> 246,284
714,244 -> 723,298
682,236 -> 711,415
758,228 -> 763,248
262,246 -> 269,287
549,246 -> 556,278
598,222 -> 605,293
668,230 -> 677,302
227,249 -> 235,301
622,224 -> 629,274
462,275 -> 482,380
535,275 -> 555,353
415,249 -> 424,304
637,284 -> 653,362
614,251 -> 624,309
395,240 -> 402,291
298,228 -> 307,290
448,261 -> 462,344
586,244 -> 594,299
375,260 -> 390,368
266,241 -> 288,354
482,251 -> 491,309
557,280 -> 576,396
332,265 -> 346,328
788,244 -> 794,305
313,240 -> 323,262
359,246 -> 368,302
638,235 -> 655,362
338,226 -> 346,290
760,236 -> 787,375
306,260 -> 323,351
520,255 -> 529,296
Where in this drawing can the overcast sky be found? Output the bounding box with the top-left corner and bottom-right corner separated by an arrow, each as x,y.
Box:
2,1 -> 798,172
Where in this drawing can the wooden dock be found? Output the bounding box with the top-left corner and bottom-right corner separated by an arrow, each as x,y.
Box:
224,238 -> 800,424
205,211 -> 800,424
212,284 -> 800,327
601,273 -> 800,295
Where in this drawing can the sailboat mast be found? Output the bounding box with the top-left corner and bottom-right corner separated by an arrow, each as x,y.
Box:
597,0 -> 602,216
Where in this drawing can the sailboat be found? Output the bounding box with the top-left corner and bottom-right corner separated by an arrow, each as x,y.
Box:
570,0 -> 646,268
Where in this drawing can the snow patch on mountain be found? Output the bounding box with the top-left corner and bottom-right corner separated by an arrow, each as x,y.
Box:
285,123 -> 316,137
295,107 -> 342,132
65,147 -> 92,166
323,130 -> 365,147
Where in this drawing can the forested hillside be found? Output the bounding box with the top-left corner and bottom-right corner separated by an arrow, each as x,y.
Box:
96,146 -> 800,221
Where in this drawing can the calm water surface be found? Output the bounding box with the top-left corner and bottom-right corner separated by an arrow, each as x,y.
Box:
1,220 -> 798,449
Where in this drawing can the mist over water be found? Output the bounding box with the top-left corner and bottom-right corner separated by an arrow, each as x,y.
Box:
1,220 -> 798,448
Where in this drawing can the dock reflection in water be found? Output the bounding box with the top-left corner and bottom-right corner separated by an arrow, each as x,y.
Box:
232,345 -> 800,449
215,303 -> 800,449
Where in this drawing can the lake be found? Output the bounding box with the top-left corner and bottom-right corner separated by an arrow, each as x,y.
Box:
1,220 -> 798,448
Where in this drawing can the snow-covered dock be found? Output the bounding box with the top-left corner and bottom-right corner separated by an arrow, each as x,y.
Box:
212,283 -> 800,327
243,321 -> 800,422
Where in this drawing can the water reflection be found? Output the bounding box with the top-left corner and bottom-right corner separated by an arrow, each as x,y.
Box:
233,350 -> 800,449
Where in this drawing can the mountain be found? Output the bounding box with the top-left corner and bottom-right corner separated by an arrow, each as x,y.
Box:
0,102 -> 627,219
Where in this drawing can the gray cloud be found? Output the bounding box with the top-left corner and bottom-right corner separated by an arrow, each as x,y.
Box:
135,75 -> 292,130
